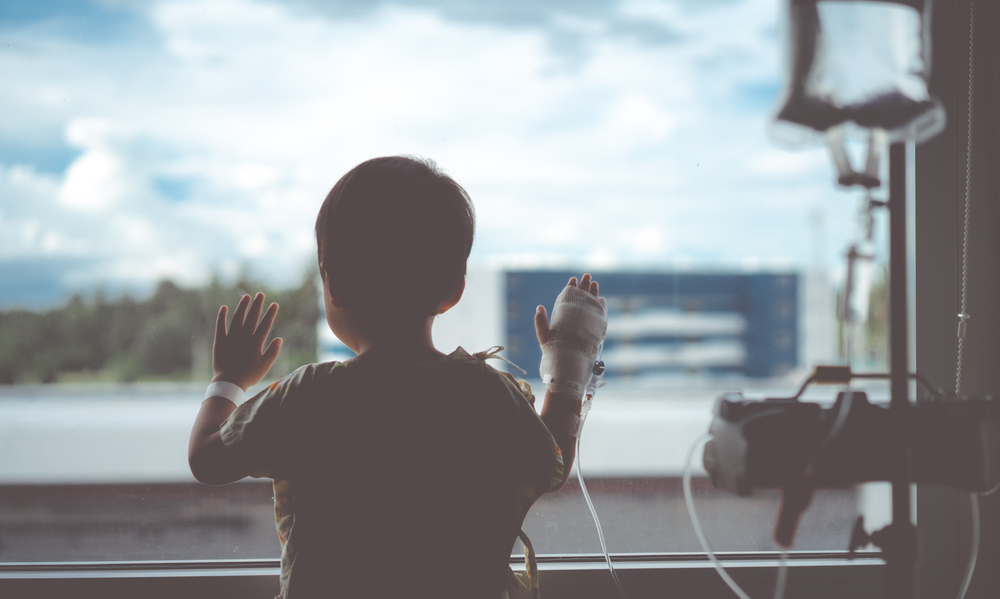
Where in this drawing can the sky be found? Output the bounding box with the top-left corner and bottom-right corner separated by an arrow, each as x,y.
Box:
0,0 -> 861,308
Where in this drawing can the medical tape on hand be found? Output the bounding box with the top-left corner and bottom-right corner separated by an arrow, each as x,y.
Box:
540,285 -> 608,398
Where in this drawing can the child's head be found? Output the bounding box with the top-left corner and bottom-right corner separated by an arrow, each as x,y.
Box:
315,156 -> 475,329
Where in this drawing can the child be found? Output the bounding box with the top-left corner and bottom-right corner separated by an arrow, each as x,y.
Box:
188,156 -> 607,599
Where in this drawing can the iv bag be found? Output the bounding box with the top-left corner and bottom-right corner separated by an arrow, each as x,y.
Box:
771,0 -> 945,146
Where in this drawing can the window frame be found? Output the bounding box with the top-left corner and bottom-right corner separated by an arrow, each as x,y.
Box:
0,553 -> 884,598
0,0 -> 972,596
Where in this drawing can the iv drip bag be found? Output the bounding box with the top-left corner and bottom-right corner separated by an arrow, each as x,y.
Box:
771,0 -> 945,146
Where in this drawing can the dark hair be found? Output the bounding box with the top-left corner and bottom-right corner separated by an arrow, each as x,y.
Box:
315,156 -> 475,325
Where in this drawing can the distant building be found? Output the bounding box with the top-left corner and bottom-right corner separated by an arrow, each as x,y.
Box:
320,269 -> 830,380
504,270 -> 798,379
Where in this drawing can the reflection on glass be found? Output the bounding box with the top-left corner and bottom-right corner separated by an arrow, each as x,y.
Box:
0,0 -> 880,562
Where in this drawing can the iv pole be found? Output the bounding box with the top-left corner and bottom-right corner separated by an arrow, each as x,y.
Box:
885,143 -> 918,599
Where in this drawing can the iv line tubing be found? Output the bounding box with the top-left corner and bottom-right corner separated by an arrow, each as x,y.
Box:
773,549 -> 789,599
957,493 -> 980,599
574,387 -> 787,599
575,398 -> 632,599
684,434 -> 752,599
683,433 -> 789,599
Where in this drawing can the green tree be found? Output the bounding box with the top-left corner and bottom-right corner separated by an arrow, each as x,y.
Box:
0,273 -> 319,384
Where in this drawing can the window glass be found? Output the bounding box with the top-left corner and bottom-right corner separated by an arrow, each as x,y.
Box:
0,0 -> 885,561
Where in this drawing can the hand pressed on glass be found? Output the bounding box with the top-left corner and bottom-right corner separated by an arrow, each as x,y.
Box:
535,273 -> 607,399
534,273 -> 600,349
188,292 -> 281,486
213,292 -> 283,391
535,273 -> 607,491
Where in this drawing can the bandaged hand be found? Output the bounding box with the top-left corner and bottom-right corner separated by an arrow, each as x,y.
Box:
535,274 -> 607,399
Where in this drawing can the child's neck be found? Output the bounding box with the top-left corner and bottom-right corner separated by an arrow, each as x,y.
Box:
354,316 -> 445,362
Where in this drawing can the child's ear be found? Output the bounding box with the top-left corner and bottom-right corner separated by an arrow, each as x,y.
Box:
321,271 -> 346,308
437,277 -> 466,315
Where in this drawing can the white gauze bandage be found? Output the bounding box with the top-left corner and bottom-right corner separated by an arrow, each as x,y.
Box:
539,285 -> 608,398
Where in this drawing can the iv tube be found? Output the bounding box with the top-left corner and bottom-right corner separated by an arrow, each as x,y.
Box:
683,433 -> 789,599
957,493 -> 980,599
575,397 -> 632,599
575,407 -> 790,599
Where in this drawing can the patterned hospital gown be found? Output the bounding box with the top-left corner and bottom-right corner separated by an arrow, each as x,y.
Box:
220,347 -> 563,599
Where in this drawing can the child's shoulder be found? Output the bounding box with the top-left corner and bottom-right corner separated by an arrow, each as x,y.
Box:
448,346 -> 537,407
281,348 -> 532,403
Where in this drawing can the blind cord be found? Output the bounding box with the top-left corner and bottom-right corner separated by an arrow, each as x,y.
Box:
956,0 -> 975,396
953,11 -> 989,599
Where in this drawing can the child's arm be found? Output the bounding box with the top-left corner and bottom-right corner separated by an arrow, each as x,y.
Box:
535,273 -> 604,492
539,389 -> 584,492
188,293 -> 282,485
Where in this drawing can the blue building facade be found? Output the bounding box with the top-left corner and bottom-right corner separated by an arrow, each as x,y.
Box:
504,271 -> 798,379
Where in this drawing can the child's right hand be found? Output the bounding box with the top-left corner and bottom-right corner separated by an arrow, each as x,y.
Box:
212,293 -> 283,391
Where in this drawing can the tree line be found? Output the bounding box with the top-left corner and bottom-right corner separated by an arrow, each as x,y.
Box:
0,276 -> 319,385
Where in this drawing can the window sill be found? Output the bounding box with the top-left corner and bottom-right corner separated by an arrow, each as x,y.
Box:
1,552 -> 883,598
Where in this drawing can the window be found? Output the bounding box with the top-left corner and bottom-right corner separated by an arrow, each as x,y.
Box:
1,0 -> 982,596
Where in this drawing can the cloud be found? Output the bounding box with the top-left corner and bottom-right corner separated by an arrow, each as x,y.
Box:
0,0 -> 859,307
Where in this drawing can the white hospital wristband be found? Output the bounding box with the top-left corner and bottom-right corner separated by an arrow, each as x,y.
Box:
204,381 -> 245,404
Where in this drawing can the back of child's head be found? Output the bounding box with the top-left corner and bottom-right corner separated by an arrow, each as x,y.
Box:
315,156 -> 475,326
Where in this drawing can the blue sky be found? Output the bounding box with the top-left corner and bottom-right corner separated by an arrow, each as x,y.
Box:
0,0 -> 856,308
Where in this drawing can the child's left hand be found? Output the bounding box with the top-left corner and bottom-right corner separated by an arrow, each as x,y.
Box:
534,273 -> 601,348
212,293 -> 283,390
